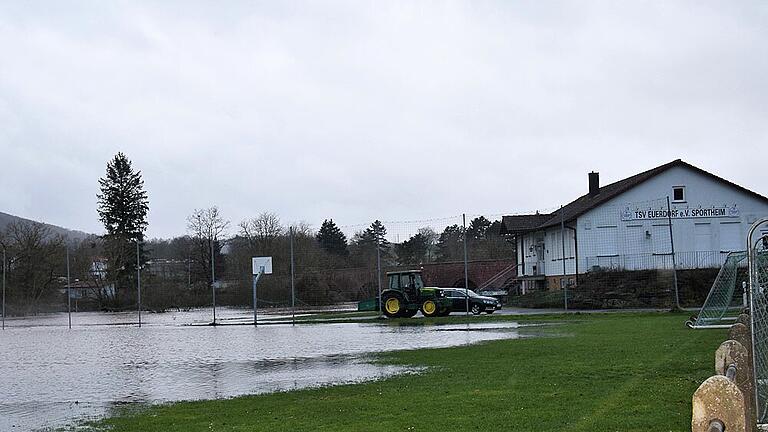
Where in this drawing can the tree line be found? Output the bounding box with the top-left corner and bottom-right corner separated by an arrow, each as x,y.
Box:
1,153 -> 515,314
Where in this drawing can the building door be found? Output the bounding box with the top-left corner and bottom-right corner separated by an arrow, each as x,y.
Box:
719,222 -> 742,252
695,223 -> 712,251
535,242 -> 545,275
694,223 -> 713,268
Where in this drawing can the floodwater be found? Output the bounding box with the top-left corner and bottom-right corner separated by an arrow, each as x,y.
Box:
0,308 -> 537,431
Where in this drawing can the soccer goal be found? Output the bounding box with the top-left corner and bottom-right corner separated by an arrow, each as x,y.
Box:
686,250 -> 748,329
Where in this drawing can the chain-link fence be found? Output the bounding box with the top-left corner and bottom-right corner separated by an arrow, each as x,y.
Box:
0,211 -> 519,326
747,219 -> 768,423
0,201 -> 756,327
208,213 -> 517,321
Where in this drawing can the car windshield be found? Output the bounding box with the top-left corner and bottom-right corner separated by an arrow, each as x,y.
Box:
466,289 -> 479,297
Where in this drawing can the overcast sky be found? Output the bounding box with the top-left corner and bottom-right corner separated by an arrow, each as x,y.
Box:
1,1 -> 766,239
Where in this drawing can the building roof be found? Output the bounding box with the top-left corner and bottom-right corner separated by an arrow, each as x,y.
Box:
500,213 -> 553,233
502,159 -> 768,234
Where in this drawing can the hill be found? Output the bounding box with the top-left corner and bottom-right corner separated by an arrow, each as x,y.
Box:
0,211 -> 93,241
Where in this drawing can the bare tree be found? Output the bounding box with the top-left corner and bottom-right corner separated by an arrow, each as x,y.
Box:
187,207 -> 230,287
239,212 -> 283,253
3,221 -> 65,313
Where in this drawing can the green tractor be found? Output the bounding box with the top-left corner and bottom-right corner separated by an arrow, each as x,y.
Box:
380,270 -> 452,318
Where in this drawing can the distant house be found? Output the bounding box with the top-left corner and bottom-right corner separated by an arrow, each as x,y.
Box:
90,258 -> 108,280
61,279 -> 115,301
502,159 -> 768,294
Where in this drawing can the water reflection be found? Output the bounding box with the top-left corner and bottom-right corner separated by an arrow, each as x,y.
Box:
0,309 -> 536,431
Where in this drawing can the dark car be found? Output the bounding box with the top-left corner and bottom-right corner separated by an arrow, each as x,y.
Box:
442,288 -> 502,315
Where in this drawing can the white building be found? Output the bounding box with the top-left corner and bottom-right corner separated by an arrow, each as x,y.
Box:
502,160 -> 768,293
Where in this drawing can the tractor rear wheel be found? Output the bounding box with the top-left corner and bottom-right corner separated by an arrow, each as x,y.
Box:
382,294 -> 404,318
420,299 -> 439,317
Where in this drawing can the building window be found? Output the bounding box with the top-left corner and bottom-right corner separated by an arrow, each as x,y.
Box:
672,186 -> 685,202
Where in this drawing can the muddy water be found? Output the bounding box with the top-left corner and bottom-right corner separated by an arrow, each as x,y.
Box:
0,309 -> 536,431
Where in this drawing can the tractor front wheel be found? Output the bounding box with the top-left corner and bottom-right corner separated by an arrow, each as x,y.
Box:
382,294 -> 404,318
420,299 -> 439,317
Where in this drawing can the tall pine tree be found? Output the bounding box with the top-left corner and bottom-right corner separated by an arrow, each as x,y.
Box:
437,224 -> 464,261
358,220 -> 389,248
395,232 -> 429,265
316,219 -> 348,256
97,152 -> 149,303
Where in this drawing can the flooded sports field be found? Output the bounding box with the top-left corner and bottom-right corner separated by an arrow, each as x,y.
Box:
0,308 -> 539,431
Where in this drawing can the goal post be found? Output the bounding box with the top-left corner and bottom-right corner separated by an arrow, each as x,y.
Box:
687,251 -> 748,329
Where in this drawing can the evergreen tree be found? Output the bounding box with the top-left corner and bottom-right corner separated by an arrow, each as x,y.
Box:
436,224 -> 464,261
97,152 -> 149,302
467,216 -> 492,241
350,220 -> 390,267
395,232 -> 429,265
359,220 -> 389,248
316,219 -> 348,256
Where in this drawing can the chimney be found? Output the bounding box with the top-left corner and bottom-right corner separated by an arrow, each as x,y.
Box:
588,171 -> 600,196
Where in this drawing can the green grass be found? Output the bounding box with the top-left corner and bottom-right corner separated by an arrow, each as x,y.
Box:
89,312 -> 723,432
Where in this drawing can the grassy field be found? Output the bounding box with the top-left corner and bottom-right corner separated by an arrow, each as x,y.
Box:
89,312 -> 724,432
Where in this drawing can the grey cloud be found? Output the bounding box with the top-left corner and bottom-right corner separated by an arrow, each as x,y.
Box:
0,0 -> 766,238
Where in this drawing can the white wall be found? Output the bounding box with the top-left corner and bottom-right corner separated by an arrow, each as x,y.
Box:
575,165 -> 768,273
517,226 -> 576,277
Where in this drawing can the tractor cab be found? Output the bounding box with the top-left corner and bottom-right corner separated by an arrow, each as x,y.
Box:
387,270 -> 424,300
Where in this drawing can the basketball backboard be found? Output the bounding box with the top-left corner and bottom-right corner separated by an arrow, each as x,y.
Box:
251,257 -> 273,275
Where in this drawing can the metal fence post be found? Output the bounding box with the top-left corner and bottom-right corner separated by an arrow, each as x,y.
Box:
211,238 -> 216,325
290,226 -> 296,325
666,196 -> 680,309
66,246 -> 71,329
137,239 -> 142,328
2,246 -> 5,330
376,238 -> 382,315
252,265 -> 266,327
560,206 -> 568,310
463,213 -> 469,316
